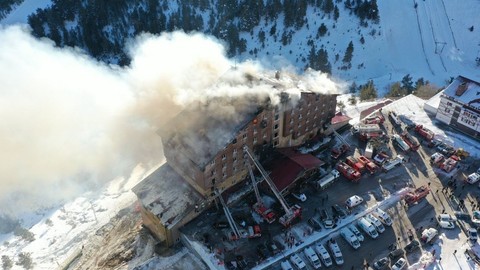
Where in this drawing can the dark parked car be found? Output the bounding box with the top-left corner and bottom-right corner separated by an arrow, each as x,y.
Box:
454,211 -> 472,222
331,204 -> 348,219
373,257 -> 389,270
308,217 -> 322,231
404,240 -> 420,253
266,240 -> 280,255
213,221 -> 229,229
388,248 -> 405,260
319,209 -> 334,229
256,243 -> 271,260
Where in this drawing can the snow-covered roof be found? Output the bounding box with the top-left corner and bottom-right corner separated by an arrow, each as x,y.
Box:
442,76 -> 480,110
132,164 -> 204,228
424,89 -> 443,115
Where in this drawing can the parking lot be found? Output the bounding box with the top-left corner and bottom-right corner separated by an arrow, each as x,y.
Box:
181,111 -> 480,270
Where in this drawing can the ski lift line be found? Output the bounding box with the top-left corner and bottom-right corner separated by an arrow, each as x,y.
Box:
243,146 -> 293,216
439,0 -> 458,48
412,0 -> 435,76
215,189 -> 241,239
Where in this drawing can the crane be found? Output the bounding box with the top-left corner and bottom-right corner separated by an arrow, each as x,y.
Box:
214,188 -> 262,240
243,146 -> 301,227
247,161 -> 276,223
215,189 -> 242,240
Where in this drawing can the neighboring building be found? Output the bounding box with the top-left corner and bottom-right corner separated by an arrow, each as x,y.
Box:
359,99 -> 392,121
133,73 -> 338,247
269,148 -> 324,193
424,90 -> 443,116
435,76 -> 480,140
326,112 -> 352,134
132,164 -> 204,247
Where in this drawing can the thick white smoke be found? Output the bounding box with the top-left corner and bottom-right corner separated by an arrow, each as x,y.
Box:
0,25 -> 342,217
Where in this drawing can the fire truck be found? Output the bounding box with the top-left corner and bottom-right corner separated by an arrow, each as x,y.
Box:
346,156 -> 365,173
414,125 -> 435,141
440,156 -> 458,173
244,146 -> 301,227
336,162 -> 361,182
331,130 -> 351,159
400,131 -> 420,151
404,186 -> 430,205
363,110 -> 385,125
247,162 -> 276,224
357,155 -> 379,174
354,124 -> 385,141
214,189 -> 262,241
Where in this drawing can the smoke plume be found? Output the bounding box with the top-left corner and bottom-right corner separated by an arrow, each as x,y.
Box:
0,26 -> 342,217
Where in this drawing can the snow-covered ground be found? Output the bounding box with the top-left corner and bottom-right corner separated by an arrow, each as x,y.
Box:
0,164 -> 154,269
0,0 -> 51,25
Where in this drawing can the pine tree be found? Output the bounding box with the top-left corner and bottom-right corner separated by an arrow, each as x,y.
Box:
401,74 -> 414,94
343,41 -> 354,63
359,80 -> 378,101
333,6 -> 340,21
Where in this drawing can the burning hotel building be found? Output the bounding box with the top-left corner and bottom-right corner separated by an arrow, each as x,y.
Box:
133,72 -> 338,247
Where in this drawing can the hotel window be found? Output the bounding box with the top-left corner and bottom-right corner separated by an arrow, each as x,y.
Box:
274,132 -> 279,138
253,137 -> 257,143
222,154 -> 226,160
274,124 -> 279,130
275,113 -> 279,120
242,133 -> 247,139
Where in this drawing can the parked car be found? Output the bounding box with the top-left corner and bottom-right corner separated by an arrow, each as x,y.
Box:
256,243 -> 271,260
454,211 -> 471,222
292,192 -> 307,202
332,204 -> 348,219
320,209 -> 334,229
266,240 -> 280,255
421,228 -> 438,244
468,228 -> 478,242
308,217 -> 322,231
213,221 -> 229,229
373,257 -> 389,270
437,214 -> 456,229
280,260 -> 294,270
290,253 -> 307,270
388,248 -> 405,260
347,223 -> 364,242
404,240 -> 420,253
345,195 -> 364,208
392,258 -> 407,270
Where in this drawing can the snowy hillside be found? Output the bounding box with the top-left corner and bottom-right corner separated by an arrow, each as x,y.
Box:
240,0 -> 480,92
2,0 -> 479,93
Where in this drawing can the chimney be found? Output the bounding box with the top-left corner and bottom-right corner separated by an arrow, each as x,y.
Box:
455,82 -> 468,96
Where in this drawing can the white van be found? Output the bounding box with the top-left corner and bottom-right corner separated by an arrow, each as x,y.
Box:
327,238 -> 344,265
290,253 -> 307,270
358,217 -> 379,239
340,227 -> 361,249
304,247 -> 322,269
366,214 -> 385,233
281,260 -> 294,270
314,243 -> 333,267
467,173 -> 480,184
373,208 -> 393,226
347,224 -> 364,242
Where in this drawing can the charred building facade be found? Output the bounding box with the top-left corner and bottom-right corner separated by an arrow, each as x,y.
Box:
133,74 -> 337,247
161,92 -> 337,197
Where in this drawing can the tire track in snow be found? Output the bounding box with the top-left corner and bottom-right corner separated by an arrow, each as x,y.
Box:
412,0 -> 435,76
